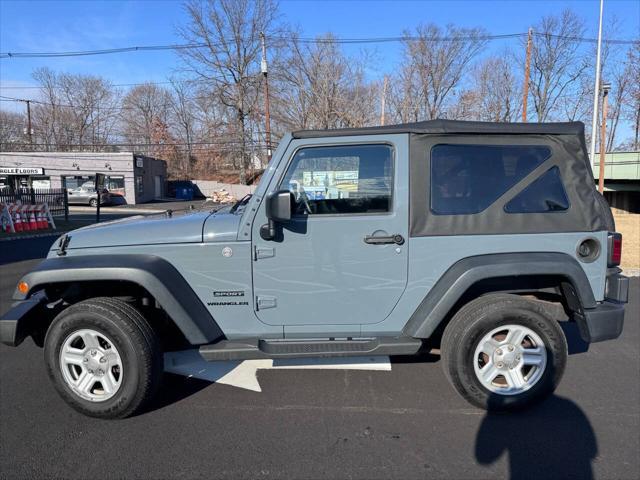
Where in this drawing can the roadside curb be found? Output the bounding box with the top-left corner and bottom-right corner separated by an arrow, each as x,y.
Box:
0,231 -> 62,242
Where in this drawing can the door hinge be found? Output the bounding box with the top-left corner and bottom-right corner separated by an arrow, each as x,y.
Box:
256,295 -> 277,310
254,245 -> 275,260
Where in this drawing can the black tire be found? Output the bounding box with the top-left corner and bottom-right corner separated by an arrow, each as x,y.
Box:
89,198 -> 98,207
44,297 -> 162,419
441,293 -> 567,412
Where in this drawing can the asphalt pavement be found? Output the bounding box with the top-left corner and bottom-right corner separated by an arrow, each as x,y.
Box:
0,237 -> 638,480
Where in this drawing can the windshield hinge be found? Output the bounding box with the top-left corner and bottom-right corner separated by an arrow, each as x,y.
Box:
57,235 -> 71,256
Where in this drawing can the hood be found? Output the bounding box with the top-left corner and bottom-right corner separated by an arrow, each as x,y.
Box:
61,211 -> 213,250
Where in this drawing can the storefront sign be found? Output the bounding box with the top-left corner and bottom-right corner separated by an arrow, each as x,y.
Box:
0,167 -> 45,175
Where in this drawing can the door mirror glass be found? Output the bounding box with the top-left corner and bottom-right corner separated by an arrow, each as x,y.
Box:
266,190 -> 294,223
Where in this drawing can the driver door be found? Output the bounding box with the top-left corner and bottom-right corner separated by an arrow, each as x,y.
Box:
251,135 -> 409,334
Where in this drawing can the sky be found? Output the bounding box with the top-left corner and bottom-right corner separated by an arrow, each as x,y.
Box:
1,0 -> 639,113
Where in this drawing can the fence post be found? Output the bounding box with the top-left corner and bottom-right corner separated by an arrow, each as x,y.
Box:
63,189 -> 69,221
30,187 -> 36,205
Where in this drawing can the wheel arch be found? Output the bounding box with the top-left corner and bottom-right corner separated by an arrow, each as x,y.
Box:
14,254 -> 224,346
403,252 -> 596,340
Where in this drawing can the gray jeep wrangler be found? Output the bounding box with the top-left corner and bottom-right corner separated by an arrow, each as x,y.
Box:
1,120 -> 629,419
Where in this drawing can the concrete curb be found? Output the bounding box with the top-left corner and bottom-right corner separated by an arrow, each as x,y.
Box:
69,207 -> 163,214
0,231 -> 62,242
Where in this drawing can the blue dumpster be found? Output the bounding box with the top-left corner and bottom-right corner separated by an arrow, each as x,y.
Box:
177,187 -> 194,201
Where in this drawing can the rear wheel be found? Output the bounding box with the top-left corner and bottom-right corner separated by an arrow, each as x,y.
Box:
89,198 -> 98,207
441,293 -> 567,411
44,297 -> 162,419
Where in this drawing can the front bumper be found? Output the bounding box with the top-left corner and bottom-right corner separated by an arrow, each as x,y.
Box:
576,272 -> 628,343
0,291 -> 47,347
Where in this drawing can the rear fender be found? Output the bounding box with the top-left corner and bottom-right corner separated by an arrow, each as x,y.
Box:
403,252 -> 596,339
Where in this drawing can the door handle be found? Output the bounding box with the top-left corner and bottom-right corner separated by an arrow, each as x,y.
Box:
363,234 -> 405,245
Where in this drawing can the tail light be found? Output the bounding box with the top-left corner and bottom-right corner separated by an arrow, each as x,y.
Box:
607,232 -> 622,267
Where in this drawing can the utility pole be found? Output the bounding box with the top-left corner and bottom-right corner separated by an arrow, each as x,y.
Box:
598,82 -> 610,194
522,28 -> 533,122
380,76 -> 389,126
260,32 -> 272,165
24,100 -> 33,148
590,0 -> 605,166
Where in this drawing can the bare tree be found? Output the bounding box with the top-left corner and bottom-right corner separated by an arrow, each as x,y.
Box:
528,10 -> 589,121
178,0 -> 280,184
390,24 -> 487,122
0,110 -> 27,150
470,54 -> 522,122
168,79 -> 198,177
625,42 -> 640,150
31,68 -> 120,151
275,33 -> 378,131
121,83 -> 171,151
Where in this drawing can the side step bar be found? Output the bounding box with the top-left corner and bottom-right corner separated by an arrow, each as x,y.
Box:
199,337 -> 422,361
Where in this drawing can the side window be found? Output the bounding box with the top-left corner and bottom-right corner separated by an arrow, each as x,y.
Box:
430,144 -> 552,215
504,166 -> 569,213
281,144 -> 393,215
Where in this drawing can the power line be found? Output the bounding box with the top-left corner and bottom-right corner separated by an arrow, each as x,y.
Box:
0,94 -> 215,112
0,139 -> 277,148
2,32 -> 635,59
534,31 -> 637,45
0,81 -> 176,90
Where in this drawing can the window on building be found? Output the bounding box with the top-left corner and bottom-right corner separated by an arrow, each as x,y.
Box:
31,176 -> 50,189
136,176 -> 144,195
280,144 -> 394,215
62,175 -> 95,191
504,166 -> 569,213
106,176 -> 125,196
430,144 -> 552,215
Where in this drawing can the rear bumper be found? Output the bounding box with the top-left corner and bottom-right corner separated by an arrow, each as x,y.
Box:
576,272 -> 628,343
0,291 -> 47,347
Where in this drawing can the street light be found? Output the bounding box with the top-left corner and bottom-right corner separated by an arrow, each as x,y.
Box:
598,82 -> 611,194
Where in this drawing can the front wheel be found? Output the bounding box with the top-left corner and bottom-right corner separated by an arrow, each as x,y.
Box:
441,293 -> 567,411
44,297 -> 162,419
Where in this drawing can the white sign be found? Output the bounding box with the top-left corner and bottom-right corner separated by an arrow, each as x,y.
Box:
0,167 -> 45,175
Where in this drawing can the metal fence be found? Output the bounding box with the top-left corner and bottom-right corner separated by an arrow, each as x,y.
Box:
0,188 -> 68,219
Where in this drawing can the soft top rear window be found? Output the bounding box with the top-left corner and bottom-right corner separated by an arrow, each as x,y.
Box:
430,144 -> 552,215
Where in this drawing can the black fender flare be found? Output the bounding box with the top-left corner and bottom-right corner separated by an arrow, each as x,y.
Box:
402,252 -> 597,339
14,254 -> 224,345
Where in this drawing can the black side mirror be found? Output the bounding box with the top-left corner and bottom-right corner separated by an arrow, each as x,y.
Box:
261,190 -> 294,240
266,190 -> 294,222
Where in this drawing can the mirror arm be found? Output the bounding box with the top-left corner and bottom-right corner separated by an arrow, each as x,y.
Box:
260,220 -> 276,241
267,218 -> 276,239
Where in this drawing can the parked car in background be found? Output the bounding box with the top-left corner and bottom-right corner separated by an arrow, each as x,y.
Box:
67,182 -> 111,207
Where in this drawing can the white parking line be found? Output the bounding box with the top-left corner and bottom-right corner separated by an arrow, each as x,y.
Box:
164,350 -> 391,392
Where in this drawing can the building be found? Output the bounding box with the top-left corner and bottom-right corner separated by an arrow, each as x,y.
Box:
0,152 -> 167,204
593,151 -> 640,214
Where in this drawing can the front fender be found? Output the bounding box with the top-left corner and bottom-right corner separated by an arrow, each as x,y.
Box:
14,254 -> 224,345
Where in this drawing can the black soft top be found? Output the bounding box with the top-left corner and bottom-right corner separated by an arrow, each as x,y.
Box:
292,119 -> 585,139
294,119 -> 612,235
